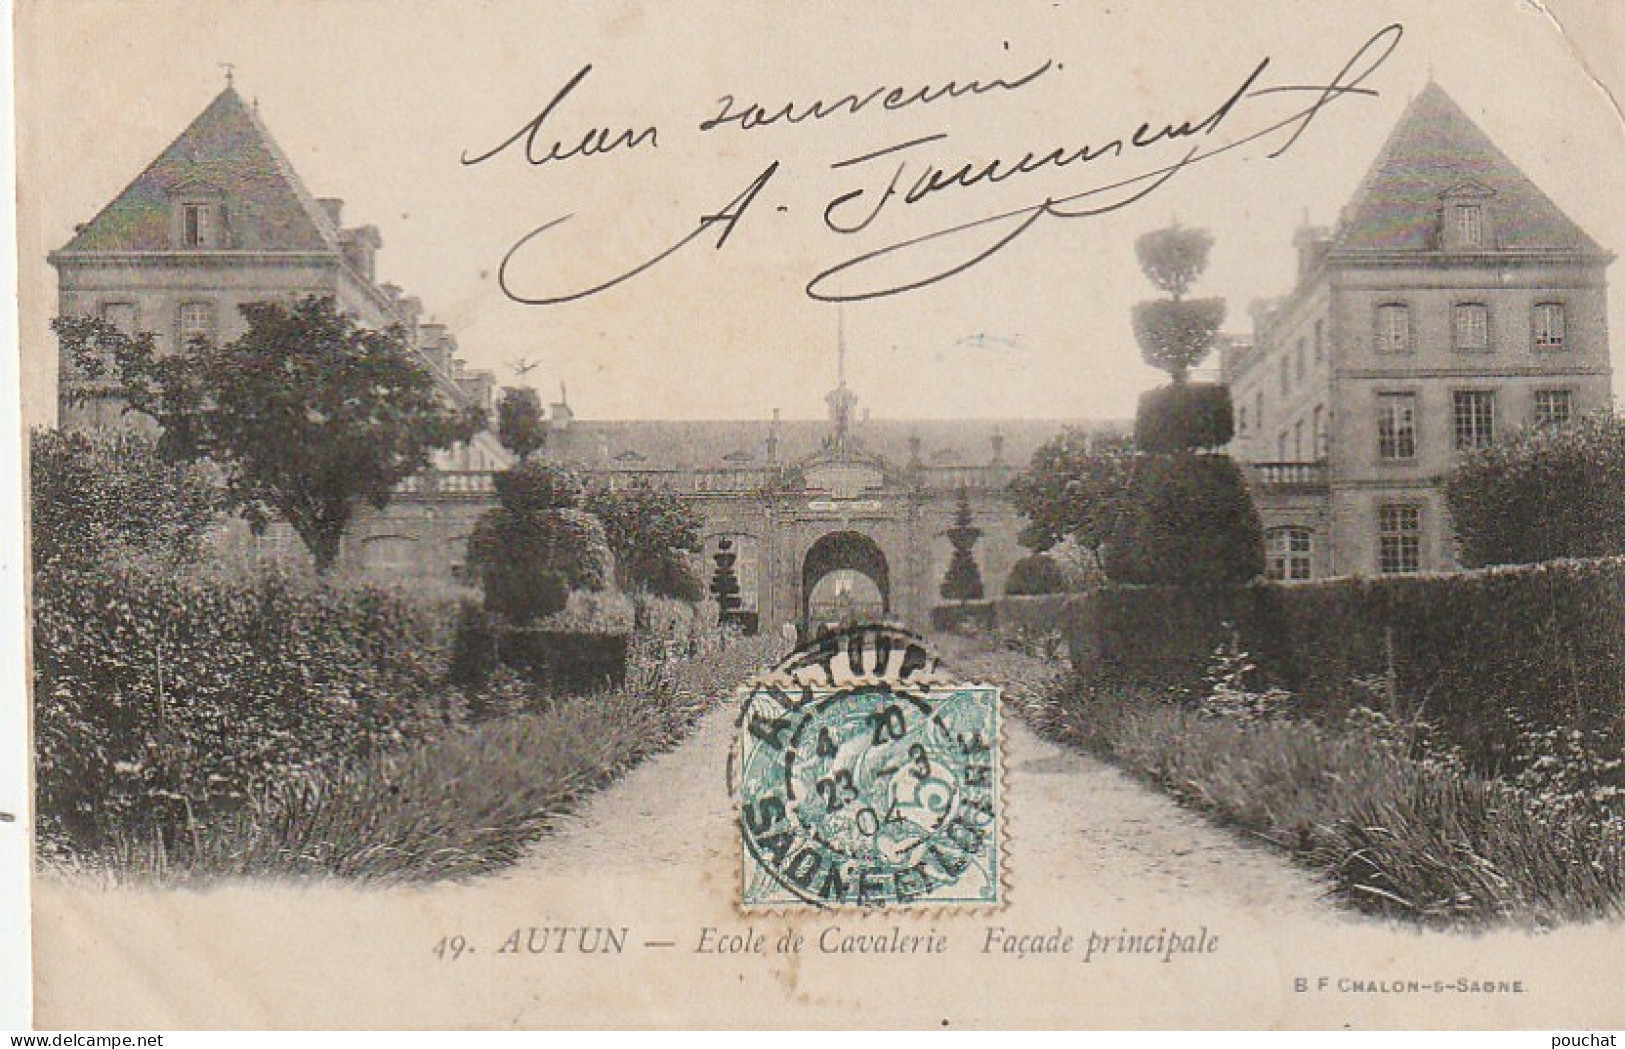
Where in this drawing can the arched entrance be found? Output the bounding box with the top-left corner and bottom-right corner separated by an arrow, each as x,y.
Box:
802,530 -> 889,627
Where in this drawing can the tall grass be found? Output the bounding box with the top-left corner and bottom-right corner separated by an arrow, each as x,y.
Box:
86,632 -> 784,884
980,635 -> 1625,928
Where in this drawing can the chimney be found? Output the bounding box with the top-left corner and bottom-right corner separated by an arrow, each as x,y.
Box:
550,383 -> 573,431
318,197 -> 344,228
766,408 -> 781,462
1293,223 -> 1333,284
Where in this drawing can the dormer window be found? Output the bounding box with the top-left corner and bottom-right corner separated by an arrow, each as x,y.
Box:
1439,181 -> 1494,252
169,188 -> 225,249
182,204 -> 211,246
1454,204 -> 1482,247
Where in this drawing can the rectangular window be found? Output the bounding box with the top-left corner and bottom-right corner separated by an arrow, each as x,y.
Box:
1237,404 -> 1249,435
1378,504 -> 1421,574
1453,390 -> 1496,449
1533,389 -> 1573,429
1312,405 -> 1324,457
1313,319 -> 1325,364
1296,339 -> 1307,384
1254,391 -> 1264,433
1533,303 -> 1566,351
1456,204 -> 1482,246
99,302 -> 137,336
1293,420 -> 1304,459
1267,528 -> 1314,581
1375,304 -> 1411,354
181,203 -> 212,248
1377,394 -> 1416,461
1454,304 -> 1489,352
1279,356 -> 1290,395
177,301 -> 216,349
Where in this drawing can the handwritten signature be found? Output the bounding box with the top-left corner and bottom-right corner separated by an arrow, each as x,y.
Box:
476,24 -> 1402,305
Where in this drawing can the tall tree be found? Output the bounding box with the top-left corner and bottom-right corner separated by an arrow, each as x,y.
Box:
939,487 -> 985,602
1130,224 -> 1226,384
1006,428 -> 1135,571
582,479 -> 704,600
496,385 -> 547,462
53,297 -> 477,574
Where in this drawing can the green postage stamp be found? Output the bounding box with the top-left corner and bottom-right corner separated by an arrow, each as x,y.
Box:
732,626 -> 1002,909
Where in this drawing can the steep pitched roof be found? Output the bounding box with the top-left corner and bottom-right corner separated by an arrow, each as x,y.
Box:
1333,82 -> 1602,255
59,86 -> 340,253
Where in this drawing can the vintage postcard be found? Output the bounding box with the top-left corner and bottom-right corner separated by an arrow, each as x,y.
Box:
10,0 -> 1625,1030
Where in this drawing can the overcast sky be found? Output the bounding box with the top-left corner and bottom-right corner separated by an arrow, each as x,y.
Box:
15,0 -> 1625,425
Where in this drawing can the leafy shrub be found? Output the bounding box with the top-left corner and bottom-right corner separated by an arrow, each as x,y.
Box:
1006,428 -> 1135,566
1104,453 -> 1264,585
1004,553 -> 1069,596
93,633 -> 787,882
1194,633 -> 1291,723
1446,413 -> 1625,567
33,561 -> 456,857
1134,383 -> 1234,453
30,427 -> 223,570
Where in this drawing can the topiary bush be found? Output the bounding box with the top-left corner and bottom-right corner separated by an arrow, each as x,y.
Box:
1104,453 -> 1264,586
1005,553 -> 1070,596
469,461 -> 612,623
1134,383 -> 1235,453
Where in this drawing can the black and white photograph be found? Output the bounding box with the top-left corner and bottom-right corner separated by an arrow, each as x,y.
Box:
6,0 -> 1625,1031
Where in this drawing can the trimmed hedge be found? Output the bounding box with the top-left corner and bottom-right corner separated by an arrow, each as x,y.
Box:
931,601 -> 997,634
1064,557 -> 1625,770
33,562 -> 457,855
931,595 -> 1079,640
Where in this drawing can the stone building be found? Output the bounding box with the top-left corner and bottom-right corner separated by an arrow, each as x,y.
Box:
1224,82 -> 1614,578
360,358 -> 1112,631
47,82 -> 503,471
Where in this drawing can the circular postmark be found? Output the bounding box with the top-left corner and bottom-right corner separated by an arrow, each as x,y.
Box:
732,625 -> 1001,909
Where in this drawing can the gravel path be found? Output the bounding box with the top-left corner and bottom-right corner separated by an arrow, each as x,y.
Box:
43,675 -> 1622,1029
511,696 -> 1338,922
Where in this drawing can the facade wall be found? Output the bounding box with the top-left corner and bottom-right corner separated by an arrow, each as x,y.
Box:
1230,257 -> 1611,579
1325,260 -> 1611,575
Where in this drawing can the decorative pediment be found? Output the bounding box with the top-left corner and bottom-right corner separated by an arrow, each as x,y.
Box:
1439,178 -> 1495,201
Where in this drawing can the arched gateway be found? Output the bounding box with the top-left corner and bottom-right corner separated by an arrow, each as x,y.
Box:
802,530 -> 889,626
